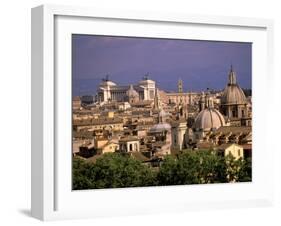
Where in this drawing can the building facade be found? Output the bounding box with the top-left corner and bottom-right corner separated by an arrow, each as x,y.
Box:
119,136 -> 140,152
96,76 -> 156,103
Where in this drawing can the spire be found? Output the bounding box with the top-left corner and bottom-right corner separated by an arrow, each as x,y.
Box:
228,65 -> 237,85
199,92 -> 205,111
154,87 -> 161,110
189,92 -> 192,105
178,78 -> 183,93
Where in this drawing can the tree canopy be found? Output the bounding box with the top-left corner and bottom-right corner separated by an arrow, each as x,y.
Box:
73,150 -> 252,190
158,150 -> 228,185
73,153 -> 157,190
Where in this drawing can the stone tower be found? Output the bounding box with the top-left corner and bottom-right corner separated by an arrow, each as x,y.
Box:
153,87 -> 161,111
178,78 -> 183,93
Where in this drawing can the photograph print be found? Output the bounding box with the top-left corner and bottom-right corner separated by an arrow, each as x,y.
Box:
72,35 -> 252,190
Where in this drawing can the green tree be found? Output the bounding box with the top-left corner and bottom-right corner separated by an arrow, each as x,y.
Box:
73,150 -> 252,190
158,150 -> 229,185
220,154 -> 252,183
157,155 -> 178,185
72,153 -> 157,190
72,158 -> 95,190
237,157 -> 252,182
224,154 -> 241,182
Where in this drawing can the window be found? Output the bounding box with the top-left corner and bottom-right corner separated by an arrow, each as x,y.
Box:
238,149 -> 241,156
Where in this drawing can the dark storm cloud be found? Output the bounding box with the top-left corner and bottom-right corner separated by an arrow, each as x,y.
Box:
72,35 -> 251,96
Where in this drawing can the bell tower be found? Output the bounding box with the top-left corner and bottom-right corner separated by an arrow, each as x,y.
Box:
153,88 -> 161,111
178,78 -> 183,93
199,92 -> 205,111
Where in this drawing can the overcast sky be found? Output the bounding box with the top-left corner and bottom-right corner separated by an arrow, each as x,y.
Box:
72,34 -> 251,96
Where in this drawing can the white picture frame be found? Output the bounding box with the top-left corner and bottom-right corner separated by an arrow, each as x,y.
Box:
31,4 -> 274,221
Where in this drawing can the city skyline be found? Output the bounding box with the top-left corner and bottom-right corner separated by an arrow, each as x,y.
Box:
72,35 -> 252,96
72,34 -> 252,189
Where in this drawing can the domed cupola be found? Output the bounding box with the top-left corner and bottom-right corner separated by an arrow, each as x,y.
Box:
150,108 -> 171,137
194,94 -> 226,131
126,85 -> 139,98
220,65 -> 248,119
221,65 -> 247,105
150,102 -> 171,133
126,85 -> 139,103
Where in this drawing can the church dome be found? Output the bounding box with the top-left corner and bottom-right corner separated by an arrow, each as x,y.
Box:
150,123 -> 171,133
150,108 -> 171,133
221,85 -> 247,105
193,108 -> 225,131
221,66 -> 247,105
126,85 -> 139,98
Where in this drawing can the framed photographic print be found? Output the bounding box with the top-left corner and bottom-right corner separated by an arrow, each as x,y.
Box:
31,4 -> 274,221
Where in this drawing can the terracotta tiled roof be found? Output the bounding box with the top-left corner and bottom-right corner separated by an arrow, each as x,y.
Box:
73,117 -> 123,126
119,136 -> 139,142
214,126 -> 251,134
